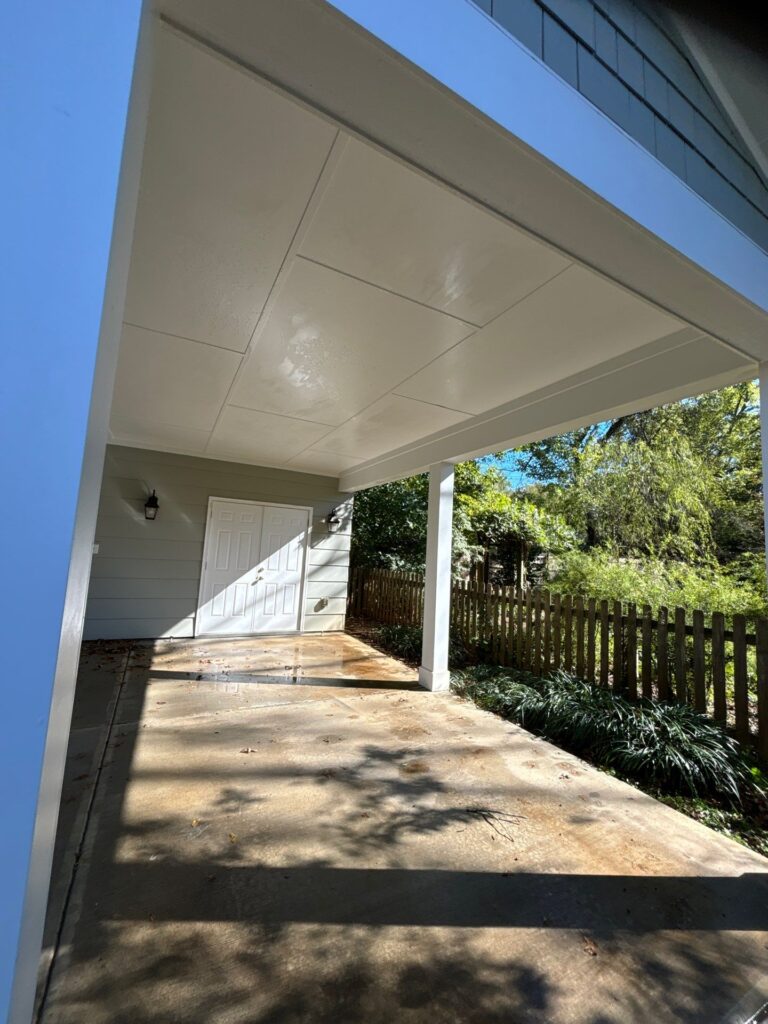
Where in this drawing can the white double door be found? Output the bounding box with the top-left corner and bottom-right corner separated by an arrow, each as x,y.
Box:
197,498 -> 310,636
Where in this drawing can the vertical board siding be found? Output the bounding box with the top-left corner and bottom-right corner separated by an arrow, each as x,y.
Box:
85,445 -> 352,639
350,568 -> 768,755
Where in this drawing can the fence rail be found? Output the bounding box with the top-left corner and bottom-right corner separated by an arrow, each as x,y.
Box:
348,567 -> 768,758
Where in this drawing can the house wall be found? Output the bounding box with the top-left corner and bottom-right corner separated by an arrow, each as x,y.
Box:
472,0 -> 768,252
85,445 -> 352,639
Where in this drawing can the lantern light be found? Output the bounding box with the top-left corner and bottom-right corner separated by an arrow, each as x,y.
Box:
326,507 -> 342,533
144,489 -> 160,520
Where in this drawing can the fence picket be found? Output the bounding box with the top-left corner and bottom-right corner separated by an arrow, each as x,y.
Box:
733,614 -> 749,743
543,590 -> 552,675
674,607 -> 687,704
524,590 -> 533,671
494,585 -> 502,662
657,607 -> 669,701
711,612 -> 726,726
641,605 -> 653,698
563,595 -> 573,673
612,600 -> 623,692
516,587 -> 524,668
536,589 -> 548,675
692,609 -> 705,712
552,593 -> 562,671
575,596 -> 585,678
586,598 -> 596,682
506,587 -> 516,666
626,603 -> 637,700
599,600 -> 609,686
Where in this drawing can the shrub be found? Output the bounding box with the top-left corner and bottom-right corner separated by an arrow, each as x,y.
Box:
452,666 -> 759,804
374,624 -> 469,667
548,548 -> 767,620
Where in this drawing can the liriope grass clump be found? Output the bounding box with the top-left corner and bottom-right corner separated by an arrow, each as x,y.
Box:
374,624 -> 470,667
452,666 -> 758,804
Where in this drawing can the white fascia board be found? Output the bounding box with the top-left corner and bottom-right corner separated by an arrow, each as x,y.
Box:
328,0 -> 768,316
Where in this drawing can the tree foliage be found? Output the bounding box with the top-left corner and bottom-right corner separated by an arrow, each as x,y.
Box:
519,382 -> 763,565
350,382 -> 765,615
351,460 -> 573,573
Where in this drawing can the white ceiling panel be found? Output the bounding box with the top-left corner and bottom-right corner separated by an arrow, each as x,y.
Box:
314,394 -> 470,459
396,265 -> 683,414
123,29 -> 336,352
286,450 -> 362,475
206,406 -> 331,464
110,25 -> 746,482
229,258 -> 473,425
110,325 -> 242,431
301,137 -> 571,326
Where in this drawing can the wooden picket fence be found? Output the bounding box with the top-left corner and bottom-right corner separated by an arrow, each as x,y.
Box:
347,566 -> 768,757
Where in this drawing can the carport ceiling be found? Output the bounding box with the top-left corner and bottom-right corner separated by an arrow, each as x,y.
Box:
110,25 -> 754,479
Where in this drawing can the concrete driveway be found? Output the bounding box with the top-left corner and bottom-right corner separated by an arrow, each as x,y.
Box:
39,634 -> 768,1023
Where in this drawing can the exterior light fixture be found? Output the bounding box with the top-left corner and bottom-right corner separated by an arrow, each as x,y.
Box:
144,489 -> 160,520
326,506 -> 342,533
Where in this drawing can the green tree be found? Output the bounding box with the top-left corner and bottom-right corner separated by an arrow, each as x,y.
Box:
517,382 -> 763,565
351,460 -> 573,575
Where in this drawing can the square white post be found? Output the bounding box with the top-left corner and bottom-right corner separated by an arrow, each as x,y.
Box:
760,363 -> 768,587
419,463 -> 455,691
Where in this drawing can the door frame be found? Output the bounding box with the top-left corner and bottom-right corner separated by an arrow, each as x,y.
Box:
195,496 -> 313,638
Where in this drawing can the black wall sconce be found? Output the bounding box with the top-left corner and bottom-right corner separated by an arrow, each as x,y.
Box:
326,506 -> 342,534
144,490 -> 160,520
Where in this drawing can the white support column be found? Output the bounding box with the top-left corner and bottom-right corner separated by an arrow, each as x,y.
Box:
419,463 -> 455,691
760,363 -> 768,587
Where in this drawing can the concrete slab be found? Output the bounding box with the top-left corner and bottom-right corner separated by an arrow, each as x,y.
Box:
39,635 -> 768,1023
34,641 -> 130,1018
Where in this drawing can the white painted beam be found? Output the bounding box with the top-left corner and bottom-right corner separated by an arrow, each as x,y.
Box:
419,463 -> 454,692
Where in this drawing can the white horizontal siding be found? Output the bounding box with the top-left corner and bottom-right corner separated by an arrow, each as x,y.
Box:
84,445 -> 352,640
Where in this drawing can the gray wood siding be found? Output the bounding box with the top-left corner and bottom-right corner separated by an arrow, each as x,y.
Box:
84,445 -> 352,639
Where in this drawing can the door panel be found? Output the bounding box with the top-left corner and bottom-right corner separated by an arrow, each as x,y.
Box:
197,501 -> 265,635
197,500 -> 309,636
252,507 -> 308,633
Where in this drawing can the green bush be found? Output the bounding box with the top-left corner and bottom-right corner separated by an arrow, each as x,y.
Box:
452,666 -> 759,804
374,624 -> 469,667
548,548 -> 767,620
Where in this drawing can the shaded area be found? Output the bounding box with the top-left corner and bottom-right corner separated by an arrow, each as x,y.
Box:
143,668 -> 419,691
68,860 -> 768,932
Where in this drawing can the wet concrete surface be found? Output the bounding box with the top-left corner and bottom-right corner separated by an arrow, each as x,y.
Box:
39,634 -> 768,1023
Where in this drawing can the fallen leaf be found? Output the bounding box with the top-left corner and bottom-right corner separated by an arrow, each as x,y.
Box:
581,934 -> 598,956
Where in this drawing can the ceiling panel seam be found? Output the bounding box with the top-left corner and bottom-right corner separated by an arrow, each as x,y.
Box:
200,130 -> 346,453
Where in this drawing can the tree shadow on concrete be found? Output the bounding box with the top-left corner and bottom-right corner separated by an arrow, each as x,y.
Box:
38,640 -> 768,1024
